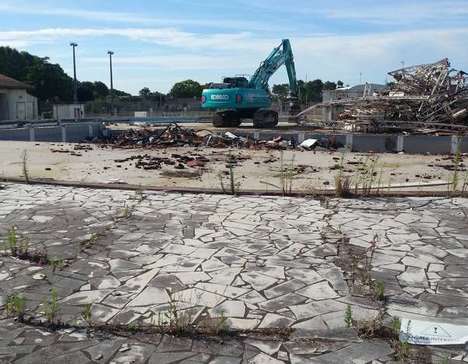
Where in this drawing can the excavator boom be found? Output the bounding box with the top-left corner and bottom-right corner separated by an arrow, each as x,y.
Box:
249,39 -> 298,97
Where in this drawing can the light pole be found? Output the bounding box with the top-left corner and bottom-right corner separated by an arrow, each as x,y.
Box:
70,42 -> 78,104
108,51 -> 114,115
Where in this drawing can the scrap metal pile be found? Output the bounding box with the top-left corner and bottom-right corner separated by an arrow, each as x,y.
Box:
337,58 -> 468,133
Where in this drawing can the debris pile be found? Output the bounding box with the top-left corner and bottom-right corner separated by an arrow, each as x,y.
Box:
104,123 -> 326,150
336,59 -> 468,132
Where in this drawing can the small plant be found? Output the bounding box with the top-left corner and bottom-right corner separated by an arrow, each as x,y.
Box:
344,304 -> 353,328
18,238 -> 30,256
81,303 -> 92,326
218,157 -> 241,195
5,293 -> 26,320
439,355 -> 450,364
451,145 -> 462,193
42,288 -> 59,324
396,340 -> 411,361
214,310 -> 229,335
6,226 -> 18,255
374,280 -> 385,301
279,151 -> 296,196
80,233 -> 98,250
127,322 -> 139,333
22,150 -> 30,183
335,174 -> 351,197
49,257 -> 64,272
391,316 -> 401,337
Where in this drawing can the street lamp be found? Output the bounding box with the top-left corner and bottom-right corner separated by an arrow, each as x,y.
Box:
108,51 -> 114,115
70,42 -> 78,104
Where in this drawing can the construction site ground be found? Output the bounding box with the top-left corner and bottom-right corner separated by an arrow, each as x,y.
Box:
0,140 -> 464,194
1,183 -> 468,363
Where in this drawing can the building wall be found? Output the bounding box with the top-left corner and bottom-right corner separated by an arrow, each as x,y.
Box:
0,88 -> 38,120
53,104 -> 85,120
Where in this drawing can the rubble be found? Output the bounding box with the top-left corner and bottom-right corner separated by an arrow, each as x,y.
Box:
302,58 -> 468,133
103,123 -> 330,151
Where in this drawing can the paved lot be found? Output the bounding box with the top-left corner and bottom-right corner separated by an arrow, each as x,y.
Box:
0,141 -> 463,193
1,184 -> 468,363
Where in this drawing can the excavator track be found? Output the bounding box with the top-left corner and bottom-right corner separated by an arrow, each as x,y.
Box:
253,109 -> 279,128
212,110 -> 241,127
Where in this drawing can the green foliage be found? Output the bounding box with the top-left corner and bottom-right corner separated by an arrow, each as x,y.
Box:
0,46 -> 129,110
42,288 -> 59,324
5,293 -> 26,319
391,316 -> 401,337
170,79 -> 202,98
273,78 -> 339,104
49,257 -> 64,272
345,304 -> 353,328
272,83 -> 289,97
374,280 -> 385,301
139,87 -> 151,98
397,340 -> 411,361
81,303 -> 92,325
6,226 -> 19,255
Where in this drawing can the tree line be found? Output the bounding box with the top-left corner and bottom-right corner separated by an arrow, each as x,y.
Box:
1,46 -> 344,108
273,79 -> 344,104
0,47 -> 129,108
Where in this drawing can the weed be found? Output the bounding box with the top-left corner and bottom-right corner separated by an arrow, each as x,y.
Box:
81,303 -> 92,326
391,316 -> 401,337
18,238 -> 30,256
214,310 -> 229,335
49,257 -> 64,272
80,233 -> 98,250
5,293 -> 26,320
353,157 -> 380,196
219,158 -> 241,195
374,280 -> 385,301
396,340 -> 411,362
334,154 -> 352,198
279,151 -> 296,196
127,322 -> 139,333
6,226 -> 18,255
42,288 -> 59,324
451,146 -> 462,194
344,304 -> 353,328
439,355 -> 450,364
335,174 -> 352,197
22,150 -> 30,183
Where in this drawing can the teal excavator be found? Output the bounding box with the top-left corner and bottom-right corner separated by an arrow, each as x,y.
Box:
201,39 -> 299,128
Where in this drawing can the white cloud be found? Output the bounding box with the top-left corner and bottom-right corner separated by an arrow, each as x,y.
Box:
1,25 -> 467,93
0,3 -> 273,31
0,28 -> 255,51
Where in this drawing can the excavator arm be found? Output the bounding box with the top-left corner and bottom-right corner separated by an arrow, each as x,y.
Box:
249,39 -> 298,97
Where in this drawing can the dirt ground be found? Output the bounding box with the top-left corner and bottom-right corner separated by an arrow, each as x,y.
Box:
0,141 -> 466,193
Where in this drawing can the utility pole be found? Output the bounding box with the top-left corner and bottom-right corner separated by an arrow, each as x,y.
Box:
108,51 -> 114,115
70,42 -> 78,104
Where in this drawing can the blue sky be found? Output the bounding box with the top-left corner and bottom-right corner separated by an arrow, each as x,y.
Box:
1,0 -> 467,95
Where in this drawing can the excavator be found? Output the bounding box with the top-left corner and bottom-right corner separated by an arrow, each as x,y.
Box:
201,39 -> 299,128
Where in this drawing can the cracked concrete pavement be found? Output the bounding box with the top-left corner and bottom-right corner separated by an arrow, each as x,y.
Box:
1,183 -> 468,363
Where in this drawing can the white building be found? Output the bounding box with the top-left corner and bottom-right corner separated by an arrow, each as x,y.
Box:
322,83 -> 387,102
53,104 -> 85,120
0,73 -> 38,120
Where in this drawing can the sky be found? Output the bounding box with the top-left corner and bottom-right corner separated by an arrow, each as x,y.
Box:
0,0 -> 467,95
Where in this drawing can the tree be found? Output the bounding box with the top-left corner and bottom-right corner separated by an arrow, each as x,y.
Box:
337,80 -> 344,88
323,81 -> 337,91
93,81 -> 109,98
139,87 -> 151,98
170,80 -> 202,98
272,84 -> 289,97
0,46 -> 131,110
77,81 -> 95,102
